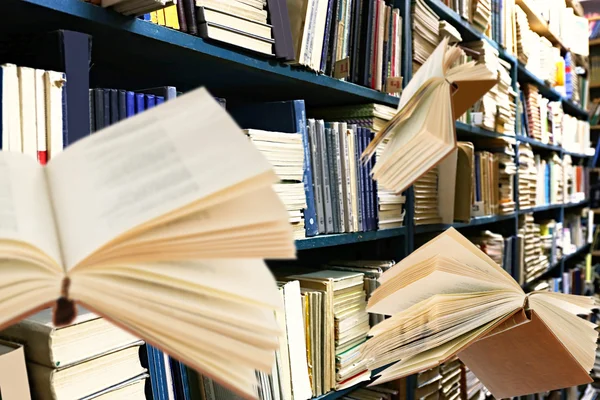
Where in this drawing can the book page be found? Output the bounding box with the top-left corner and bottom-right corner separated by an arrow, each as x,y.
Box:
0,152 -> 62,267
46,87 -> 276,270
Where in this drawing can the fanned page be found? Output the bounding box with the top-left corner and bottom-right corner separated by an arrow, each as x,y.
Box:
0,152 -> 62,270
45,88 -> 286,270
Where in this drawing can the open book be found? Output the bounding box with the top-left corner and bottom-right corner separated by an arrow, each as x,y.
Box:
360,228 -> 598,398
0,87 -> 295,398
362,38 -> 497,194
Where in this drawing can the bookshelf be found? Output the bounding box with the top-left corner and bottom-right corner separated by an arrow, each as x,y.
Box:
1,0 -> 594,399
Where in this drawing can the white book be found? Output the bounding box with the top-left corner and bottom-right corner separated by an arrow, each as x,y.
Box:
44,71 -> 65,161
35,69 -> 47,165
1,64 -> 21,152
18,66 -> 37,158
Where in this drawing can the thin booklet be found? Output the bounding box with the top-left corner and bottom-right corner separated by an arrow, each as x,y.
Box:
362,37 -> 497,194
359,228 -> 598,398
0,87 -> 295,398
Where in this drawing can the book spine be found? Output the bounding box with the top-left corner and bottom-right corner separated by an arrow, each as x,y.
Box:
308,120 -> 325,233
102,89 -> 110,128
318,121 -> 334,233
354,128 -> 363,231
341,125 -> 353,232
93,88 -> 104,132
176,0 -> 188,33
126,91 -> 135,118
320,0 -> 335,73
326,126 -> 340,232
294,102 -> 319,237
361,128 -> 371,230
370,130 -> 378,230
333,124 -> 346,233
118,90 -> 127,121
88,89 -> 95,134
109,89 -> 119,125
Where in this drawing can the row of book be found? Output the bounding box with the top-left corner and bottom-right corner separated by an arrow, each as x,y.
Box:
518,83 -> 592,154
0,64 -> 66,164
142,0 -> 404,95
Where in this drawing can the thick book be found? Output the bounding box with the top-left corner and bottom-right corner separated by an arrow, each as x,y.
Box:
0,87 -> 294,398
362,37 -> 497,193
360,228 -> 598,398
228,100 -> 319,237
0,307 -> 139,369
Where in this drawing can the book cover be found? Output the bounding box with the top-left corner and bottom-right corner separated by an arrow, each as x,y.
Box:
267,0 -> 295,61
109,89 -> 119,125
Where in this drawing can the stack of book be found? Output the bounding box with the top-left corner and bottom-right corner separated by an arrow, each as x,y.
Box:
490,0 -> 516,55
245,129 -> 306,239
534,153 -> 563,206
518,143 -> 536,209
412,0 -> 440,71
0,64 -> 66,164
538,37 -> 559,84
328,260 -> 396,327
563,212 -> 587,254
514,5 -> 531,66
0,308 -> 147,399
492,140 -> 517,215
548,101 -> 564,145
414,366 -> 442,400
471,0 -> 491,33
464,365 -> 486,400
523,84 -> 542,141
439,358 -> 461,400
341,385 -> 400,400
414,168 -> 442,226
519,214 -> 550,283
306,120 -> 379,235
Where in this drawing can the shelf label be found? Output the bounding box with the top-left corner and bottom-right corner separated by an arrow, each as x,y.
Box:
334,57 -> 350,79
386,76 -> 403,93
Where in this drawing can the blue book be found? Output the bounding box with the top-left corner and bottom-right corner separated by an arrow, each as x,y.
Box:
102,89 -> 110,128
146,94 -> 156,109
126,91 -> 135,118
227,100 -> 319,237
156,96 -> 165,105
142,346 -> 161,400
135,93 -> 145,114
118,90 -> 127,121
109,89 -> 119,125
361,128 -> 371,231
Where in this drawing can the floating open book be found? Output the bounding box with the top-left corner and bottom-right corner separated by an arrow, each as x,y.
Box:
360,228 -> 598,398
0,87 -> 295,398
362,38 -> 497,194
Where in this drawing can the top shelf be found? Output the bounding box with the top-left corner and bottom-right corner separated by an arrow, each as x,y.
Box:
5,0 -> 399,108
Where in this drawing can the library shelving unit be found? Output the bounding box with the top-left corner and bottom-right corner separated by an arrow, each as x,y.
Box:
1,0 -> 593,400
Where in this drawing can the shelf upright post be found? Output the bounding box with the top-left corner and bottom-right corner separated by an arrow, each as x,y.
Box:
398,0 -> 414,257
509,54 -> 521,274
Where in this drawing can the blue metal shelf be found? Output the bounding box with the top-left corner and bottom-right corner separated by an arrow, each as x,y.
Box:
295,228 -> 406,250
565,200 -> 589,209
563,150 -> 592,158
562,98 -> 589,121
5,0 -> 400,108
523,244 -> 590,290
562,243 -> 591,264
414,214 -> 516,234
455,122 -> 509,140
515,135 -> 562,152
519,203 -> 562,214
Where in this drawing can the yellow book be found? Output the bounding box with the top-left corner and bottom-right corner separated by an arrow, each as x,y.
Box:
586,253 -> 592,283
164,5 -> 180,30
156,9 -> 166,26
150,11 -> 158,24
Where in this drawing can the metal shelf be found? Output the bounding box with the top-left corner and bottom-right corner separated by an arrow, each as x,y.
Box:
414,214 -> 516,234
4,0 -> 400,108
296,228 -> 406,250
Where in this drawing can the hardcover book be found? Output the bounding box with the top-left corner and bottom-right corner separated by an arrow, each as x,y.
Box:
362,37 -> 497,194
0,86 -> 294,398
360,228 -> 598,398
